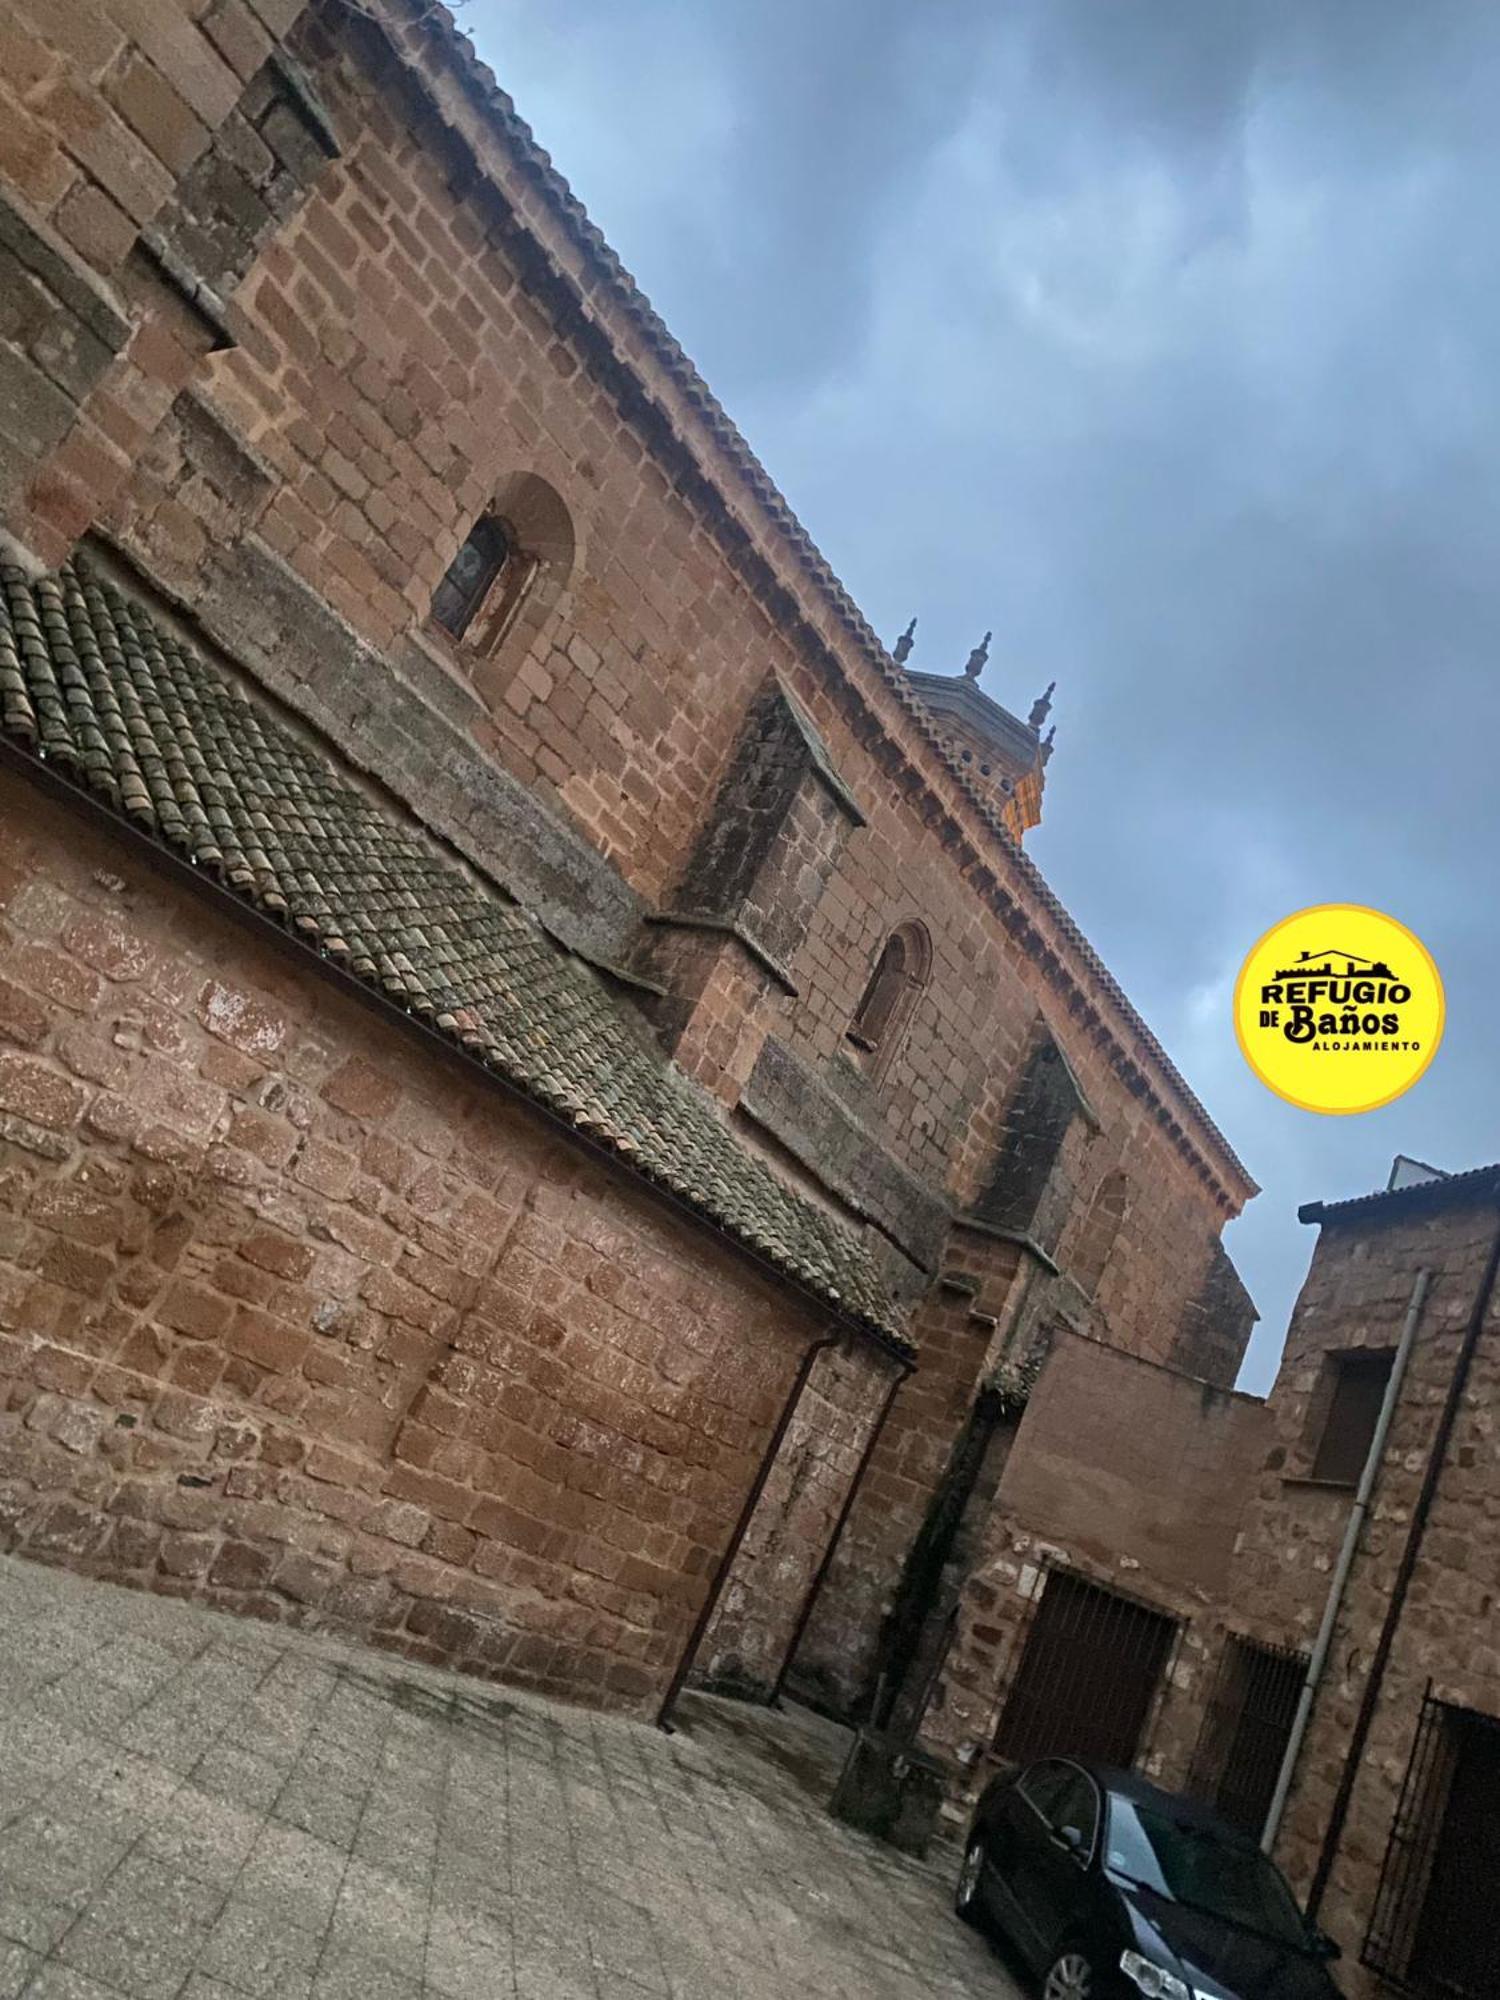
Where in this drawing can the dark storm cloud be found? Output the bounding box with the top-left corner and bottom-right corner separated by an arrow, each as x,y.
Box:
469,0 -> 1500,1389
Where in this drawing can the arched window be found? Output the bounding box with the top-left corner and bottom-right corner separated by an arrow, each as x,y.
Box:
848,920 -> 930,1064
430,513 -> 512,638
427,472 -> 574,664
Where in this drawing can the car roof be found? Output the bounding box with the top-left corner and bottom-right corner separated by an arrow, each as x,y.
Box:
1039,1757 -> 1262,1849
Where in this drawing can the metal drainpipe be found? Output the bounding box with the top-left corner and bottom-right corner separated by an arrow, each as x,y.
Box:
767,1356 -> 914,1709
1305,1207 -> 1500,1920
1260,1267 -> 1431,1854
656,1331 -> 838,1734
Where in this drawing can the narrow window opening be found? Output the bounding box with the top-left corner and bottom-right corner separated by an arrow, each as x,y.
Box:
1310,1348 -> 1395,1485
849,933 -> 907,1051
847,920 -> 931,1067
431,514 -> 511,639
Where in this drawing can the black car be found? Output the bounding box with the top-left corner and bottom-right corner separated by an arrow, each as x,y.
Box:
954,1756 -> 1344,1999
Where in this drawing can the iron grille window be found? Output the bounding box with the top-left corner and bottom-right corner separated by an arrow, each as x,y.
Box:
1365,1685 -> 1500,1994
1188,1636 -> 1305,1839
994,1568 -> 1177,1771
1311,1348 -> 1394,1485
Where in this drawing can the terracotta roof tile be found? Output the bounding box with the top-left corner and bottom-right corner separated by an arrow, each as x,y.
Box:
0,558 -> 910,1353
1300,1163 -> 1500,1226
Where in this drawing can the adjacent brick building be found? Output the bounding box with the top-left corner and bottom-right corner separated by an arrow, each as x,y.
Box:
1156,1162 -> 1500,2000
0,0 -> 1257,1725
946,1155 -> 1500,1999
859,1154 -> 1500,2000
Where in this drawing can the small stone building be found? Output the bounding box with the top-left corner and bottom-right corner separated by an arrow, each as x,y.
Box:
0,0 -> 1256,1722
1162,1162 -> 1500,1999
910,1331 -> 1268,1787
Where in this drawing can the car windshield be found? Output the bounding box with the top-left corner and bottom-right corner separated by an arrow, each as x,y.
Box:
1103,1798 -> 1310,1950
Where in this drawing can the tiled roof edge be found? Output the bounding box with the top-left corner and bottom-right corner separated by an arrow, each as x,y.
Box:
0,559 -> 914,1362
1300,1162 -> 1500,1226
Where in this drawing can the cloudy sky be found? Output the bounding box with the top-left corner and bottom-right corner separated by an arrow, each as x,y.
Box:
467,0 -> 1500,1392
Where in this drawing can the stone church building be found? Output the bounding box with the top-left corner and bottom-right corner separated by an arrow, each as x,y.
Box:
0,0 -> 1260,1745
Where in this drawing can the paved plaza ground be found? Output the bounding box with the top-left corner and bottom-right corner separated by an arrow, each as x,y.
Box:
0,1554 -> 1022,2000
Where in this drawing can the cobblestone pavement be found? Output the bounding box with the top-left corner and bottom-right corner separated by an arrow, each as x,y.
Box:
0,1555 -> 1022,2000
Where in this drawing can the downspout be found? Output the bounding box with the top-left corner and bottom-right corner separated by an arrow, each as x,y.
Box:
767,1355 -> 914,1709
657,1331 -> 838,1733
1260,1267 -> 1431,1853
1305,1208 -> 1500,1919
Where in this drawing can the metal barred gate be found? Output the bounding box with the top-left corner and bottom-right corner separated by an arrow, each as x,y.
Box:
1364,1684 -> 1500,1995
993,1567 -> 1177,1771
1188,1635 -> 1305,1838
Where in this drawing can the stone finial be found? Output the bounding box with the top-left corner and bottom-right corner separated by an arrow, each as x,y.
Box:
1029,680 -> 1055,729
1041,723 -> 1056,763
892,617 -> 917,666
963,631 -> 991,680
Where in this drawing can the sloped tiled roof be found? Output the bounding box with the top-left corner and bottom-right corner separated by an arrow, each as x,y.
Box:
1300,1162 -> 1500,1226
0,558 -> 909,1352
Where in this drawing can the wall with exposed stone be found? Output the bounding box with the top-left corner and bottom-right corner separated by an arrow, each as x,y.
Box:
0,0 -> 1261,1741
13,0 -> 1251,1305
692,1334 -> 901,1701
1187,1192 -> 1500,1995
913,1332 -> 1266,1799
0,767 -> 841,1715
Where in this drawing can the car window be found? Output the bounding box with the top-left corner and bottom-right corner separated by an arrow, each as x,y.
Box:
1050,1770 -> 1099,1851
1103,1797 -> 1309,1949
1017,1760 -> 1072,1820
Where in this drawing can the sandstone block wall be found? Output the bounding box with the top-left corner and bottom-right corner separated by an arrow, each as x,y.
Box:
916,1333 -> 1266,1787
0,769 -> 828,1714
60,0 -> 1247,1311
0,0 -> 1259,1739
693,1333 -> 901,1701
786,1252 -> 1022,1717
1209,1195 -> 1500,1992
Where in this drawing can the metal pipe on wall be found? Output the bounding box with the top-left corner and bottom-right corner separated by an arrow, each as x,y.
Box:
1260,1266 -> 1432,1854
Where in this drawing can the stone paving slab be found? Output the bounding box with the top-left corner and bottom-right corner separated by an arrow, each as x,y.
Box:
0,1556 -> 1021,1999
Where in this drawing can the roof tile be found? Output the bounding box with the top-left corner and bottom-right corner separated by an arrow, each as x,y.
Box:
0,558 -> 909,1352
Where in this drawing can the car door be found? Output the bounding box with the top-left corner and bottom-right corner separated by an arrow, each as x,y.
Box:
1014,1764 -> 1102,1965
983,1760 -> 1074,1963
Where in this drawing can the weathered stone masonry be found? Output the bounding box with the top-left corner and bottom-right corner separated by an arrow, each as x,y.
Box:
1186,1181 -> 1500,1995
0,766 -> 851,1711
0,0 -> 1256,1723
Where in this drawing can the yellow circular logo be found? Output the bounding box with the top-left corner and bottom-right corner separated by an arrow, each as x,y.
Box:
1233,905 -> 1444,1115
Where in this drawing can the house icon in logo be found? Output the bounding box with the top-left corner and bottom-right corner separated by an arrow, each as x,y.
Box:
1274,947 -> 1397,981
